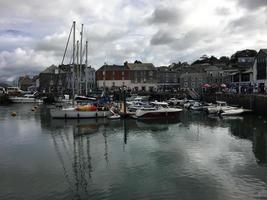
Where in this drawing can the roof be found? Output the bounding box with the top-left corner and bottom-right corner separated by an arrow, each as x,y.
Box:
41,65 -> 58,74
126,63 -> 155,70
260,49 -> 267,55
97,64 -> 126,71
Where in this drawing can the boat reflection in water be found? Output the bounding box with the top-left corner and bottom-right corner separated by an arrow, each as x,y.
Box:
47,117 -> 182,199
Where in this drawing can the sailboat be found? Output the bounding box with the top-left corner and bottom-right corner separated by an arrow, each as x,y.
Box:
50,21 -> 111,119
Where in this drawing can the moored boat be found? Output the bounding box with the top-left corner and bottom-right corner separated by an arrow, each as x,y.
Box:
135,101 -> 182,119
50,106 -> 111,119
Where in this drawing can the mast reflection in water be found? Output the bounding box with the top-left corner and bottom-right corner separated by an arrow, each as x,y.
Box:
1,104 -> 267,200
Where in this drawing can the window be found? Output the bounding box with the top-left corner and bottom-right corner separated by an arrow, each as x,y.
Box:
257,57 -> 267,80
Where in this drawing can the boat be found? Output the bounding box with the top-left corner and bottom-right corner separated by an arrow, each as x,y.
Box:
219,108 -> 252,116
219,108 -> 245,116
190,101 -> 203,111
50,106 -> 111,119
9,93 -> 43,104
205,101 -> 237,114
108,109 -> 121,119
50,22 -> 111,119
183,100 -> 195,109
134,101 -> 182,119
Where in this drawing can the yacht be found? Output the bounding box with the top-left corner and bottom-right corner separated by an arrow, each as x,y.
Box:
135,101 -> 182,119
50,104 -> 111,119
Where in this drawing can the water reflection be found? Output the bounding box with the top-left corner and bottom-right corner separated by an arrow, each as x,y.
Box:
2,105 -> 267,199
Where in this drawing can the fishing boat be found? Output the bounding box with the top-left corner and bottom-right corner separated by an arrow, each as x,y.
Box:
134,101 -> 182,119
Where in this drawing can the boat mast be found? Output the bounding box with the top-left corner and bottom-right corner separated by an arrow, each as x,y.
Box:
79,24 -> 83,96
72,21 -> 76,105
85,40 -> 88,96
76,40 -> 79,95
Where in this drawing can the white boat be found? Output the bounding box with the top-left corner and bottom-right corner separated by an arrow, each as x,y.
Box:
135,101 -> 182,119
219,108 -> 252,116
206,101 -> 237,114
50,107 -> 111,119
190,102 -> 203,111
108,109 -> 121,119
219,108 -> 245,116
9,93 -> 43,104
183,100 -> 195,109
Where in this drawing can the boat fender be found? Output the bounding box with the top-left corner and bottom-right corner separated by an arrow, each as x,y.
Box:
77,113 -> 80,119
11,112 -> 17,117
64,113 -> 67,119
96,112 -> 98,117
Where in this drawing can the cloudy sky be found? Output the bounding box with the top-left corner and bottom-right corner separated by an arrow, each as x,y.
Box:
0,0 -> 267,81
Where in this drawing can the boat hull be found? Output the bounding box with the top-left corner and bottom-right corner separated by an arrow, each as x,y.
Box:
9,97 -> 43,104
135,108 -> 182,119
50,109 -> 111,119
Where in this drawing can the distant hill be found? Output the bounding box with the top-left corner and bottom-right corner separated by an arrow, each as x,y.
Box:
0,82 -> 11,88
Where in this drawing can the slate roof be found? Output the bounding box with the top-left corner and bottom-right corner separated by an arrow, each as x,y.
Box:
97,64 -> 126,71
41,65 -> 58,74
126,63 -> 155,70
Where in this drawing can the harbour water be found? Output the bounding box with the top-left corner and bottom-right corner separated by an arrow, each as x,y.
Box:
1,104 -> 267,200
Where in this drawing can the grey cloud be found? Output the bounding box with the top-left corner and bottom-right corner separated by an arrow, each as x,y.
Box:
150,31 -> 176,45
237,0 -> 267,10
150,29 -> 211,51
148,7 -> 181,24
227,14 -> 264,32
215,7 -> 231,16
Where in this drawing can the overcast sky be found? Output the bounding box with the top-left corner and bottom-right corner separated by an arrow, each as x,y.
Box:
0,0 -> 267,81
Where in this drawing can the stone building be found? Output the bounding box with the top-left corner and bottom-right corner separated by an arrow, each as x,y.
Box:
156,66 -> 180,91
126,62 -> 157,92
18,75 -> 33,91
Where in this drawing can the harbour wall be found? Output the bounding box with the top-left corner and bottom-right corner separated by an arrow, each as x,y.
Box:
202,93 -> 267,115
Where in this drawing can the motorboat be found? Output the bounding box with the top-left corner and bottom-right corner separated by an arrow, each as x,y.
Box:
183,100 -> 195,109
135,101 -> 182,119
190,101 -> 203,111
219,108 -> 252,116
205,101 -> 237,114
9,93 -> 43,104
50,105 -> 111,119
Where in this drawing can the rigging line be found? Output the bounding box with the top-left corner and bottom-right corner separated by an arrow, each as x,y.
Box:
61,24 -> 73,65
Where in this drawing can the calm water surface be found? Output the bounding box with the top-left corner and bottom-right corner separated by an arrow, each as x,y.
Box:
1,104 -> 267,200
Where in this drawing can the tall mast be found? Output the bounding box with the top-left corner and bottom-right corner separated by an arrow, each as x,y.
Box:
76,40 -> 79,95
85,41 -> 88,96
79,24 -> 83,95
72,21 -> 76,104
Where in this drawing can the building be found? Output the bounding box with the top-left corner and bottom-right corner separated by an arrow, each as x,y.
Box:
126,62 -> 157,92
39,65 -> 59,93
18,75 -> 33,91
179,65 -> 208,91
253,49 -> 267,93
85,66 -> 96,92
156,66 -> 180,91
96,64 -> 130,90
